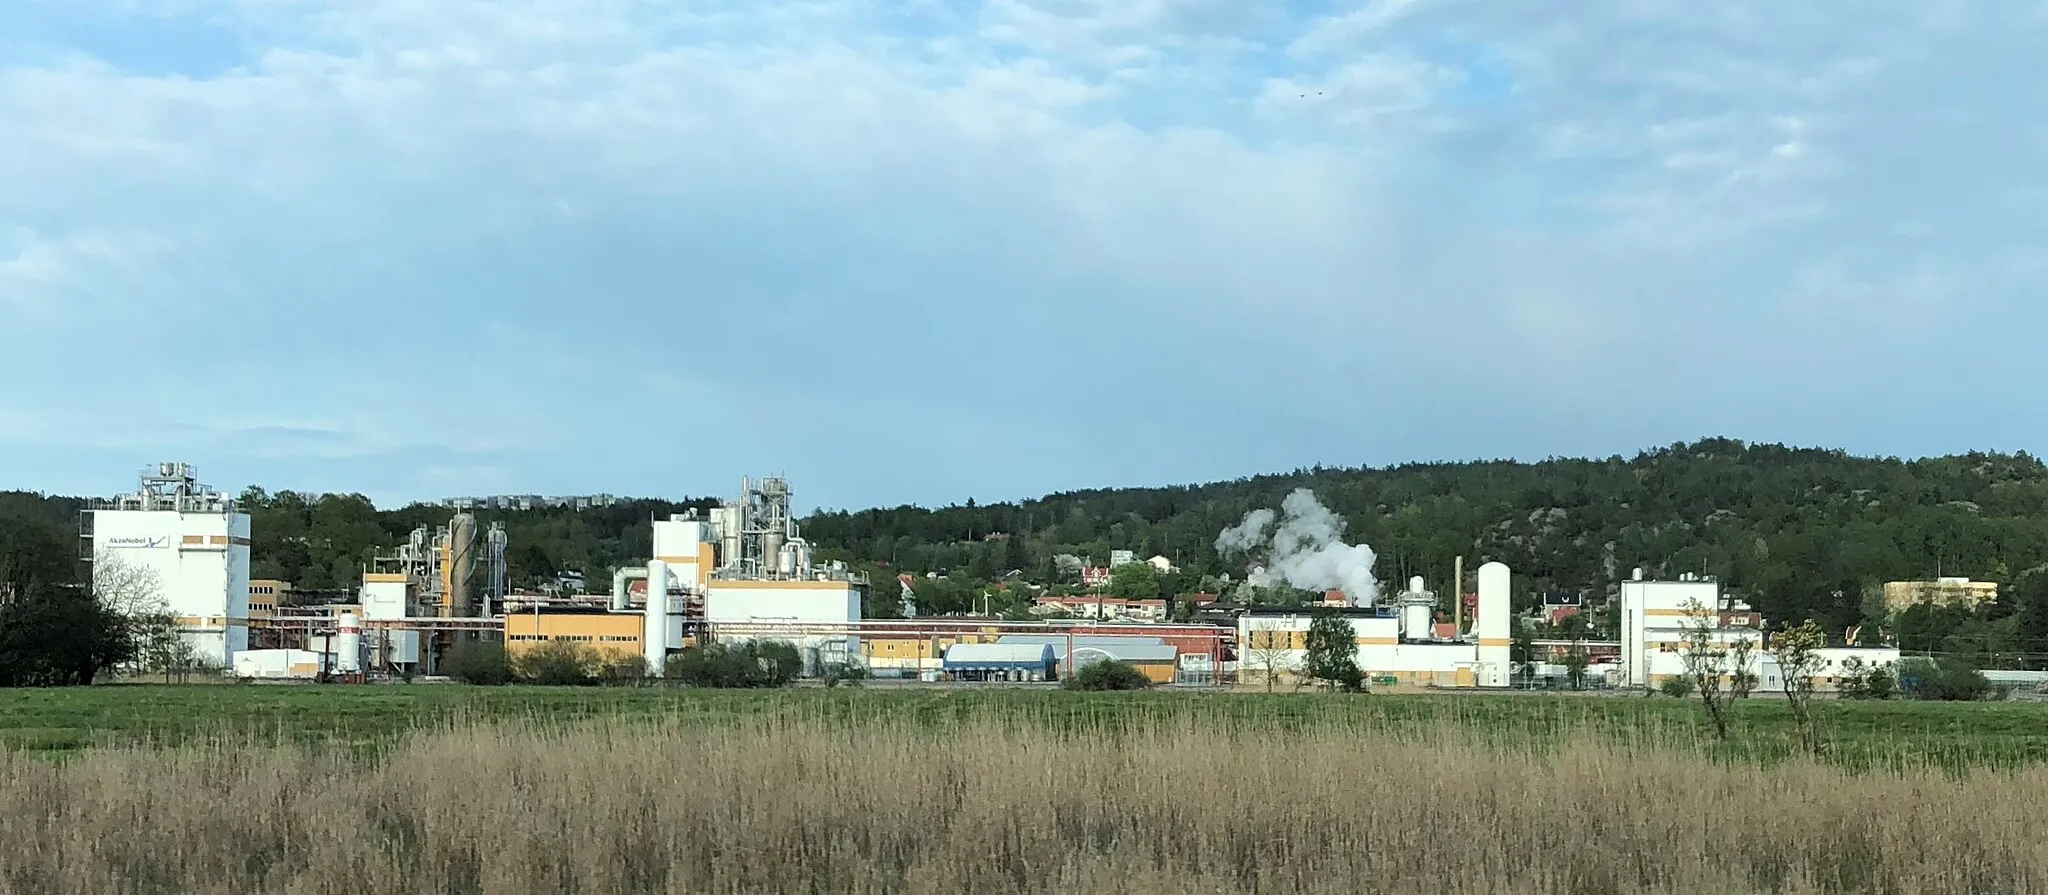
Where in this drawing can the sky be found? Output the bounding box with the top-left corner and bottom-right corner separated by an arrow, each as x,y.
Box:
3,0 -> 2044,512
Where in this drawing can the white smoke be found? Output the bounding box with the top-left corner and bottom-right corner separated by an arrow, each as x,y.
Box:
1215,489 -> 1381,607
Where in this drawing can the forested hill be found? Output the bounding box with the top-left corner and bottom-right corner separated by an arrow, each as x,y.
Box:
5,439 -> 2048,634
800,439 -> 2048,630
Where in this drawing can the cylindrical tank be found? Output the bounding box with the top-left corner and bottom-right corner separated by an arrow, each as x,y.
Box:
1476,562 -> 1512,687
777,543 -> 798,577
335,613 -> 362,675
643,560 -> 668,673
1408,575 -> 1425,594
1402,600 -> 1433,640
762,531 -> 784,574
788,538 -> 813,579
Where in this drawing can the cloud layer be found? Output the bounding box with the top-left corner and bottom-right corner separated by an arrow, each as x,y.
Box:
4,0 -> 2043,509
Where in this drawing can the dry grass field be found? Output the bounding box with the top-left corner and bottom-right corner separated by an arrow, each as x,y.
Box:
2,707 -> 2044,894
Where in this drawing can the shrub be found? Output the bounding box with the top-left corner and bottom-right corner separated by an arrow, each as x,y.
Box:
441,640 -> 513,686
1658,676 -> 1696,699
1897,657 -> 1993,701
1064,659 -> 1151,691
664,640 -> 804,688
822,661 -> 871,689
516,641 -> 596,686
1863,666 -> 1896,700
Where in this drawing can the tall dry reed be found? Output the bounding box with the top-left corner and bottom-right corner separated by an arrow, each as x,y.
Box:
0,713 -> 2039,894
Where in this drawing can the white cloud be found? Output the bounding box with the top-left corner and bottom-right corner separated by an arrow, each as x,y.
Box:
1,0 -> 2042,504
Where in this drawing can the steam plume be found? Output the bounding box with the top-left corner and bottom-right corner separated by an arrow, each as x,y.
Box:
1215,489 -> 1381,607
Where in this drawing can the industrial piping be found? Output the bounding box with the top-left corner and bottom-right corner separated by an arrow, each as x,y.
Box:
612,566 -> 648,611
643,560 -> 668,673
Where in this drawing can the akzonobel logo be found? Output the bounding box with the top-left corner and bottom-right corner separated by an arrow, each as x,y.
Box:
106,536 -> 170,548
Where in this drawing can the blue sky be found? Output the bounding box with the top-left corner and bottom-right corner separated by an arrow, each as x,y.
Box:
3,0 -> 2043,512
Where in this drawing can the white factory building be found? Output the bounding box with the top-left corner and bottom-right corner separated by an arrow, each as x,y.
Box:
1619,574 -> 1900,691
1237,562 -> 1514,688
638,477 -> 863,671
87,463 -> 251,668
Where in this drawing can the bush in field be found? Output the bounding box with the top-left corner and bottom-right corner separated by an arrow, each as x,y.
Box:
442,640 -> 513,685
1898,657 -> 1994,701
1658,676 -> 1695,699
1064,659 -> 1151,691
663,640 -> 803,688
516,641 -> 596,686
821,661 -> 870,689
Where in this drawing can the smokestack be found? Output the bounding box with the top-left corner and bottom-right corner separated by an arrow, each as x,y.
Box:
1453,556 -> 1464,634
1476,562 -> 1510,688
449,513 -> 476,616
644,560 -> 669,674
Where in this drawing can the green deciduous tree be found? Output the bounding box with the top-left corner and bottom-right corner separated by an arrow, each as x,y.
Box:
442,639 -> 513,685
1106,563 -> 1160,601
1303,611 -> 1364,692
0,588 -> 136,686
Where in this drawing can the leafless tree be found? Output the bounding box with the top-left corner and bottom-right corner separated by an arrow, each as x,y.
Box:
1245,621 -> 1295,693
92,551 -> 190,680
1728,634 -> 1759,699
1771,620 -> 1828,755
1678,599 -> 1733,741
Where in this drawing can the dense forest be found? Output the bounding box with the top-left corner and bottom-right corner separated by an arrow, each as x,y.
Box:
6,439 -> 2048,655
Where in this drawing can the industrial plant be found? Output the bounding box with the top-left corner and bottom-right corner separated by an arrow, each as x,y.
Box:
78,462 -> 1902,691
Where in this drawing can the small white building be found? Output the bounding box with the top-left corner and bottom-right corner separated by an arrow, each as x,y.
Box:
232,648 -> 327,679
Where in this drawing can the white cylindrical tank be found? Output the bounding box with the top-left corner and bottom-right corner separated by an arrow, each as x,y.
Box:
644,560 -> 668,673
1401,600 -> 1433,641
790,537 -> 813,579
777,543 -> 798,577
1408,575 -> 1425,594
335,613 -> 362,675
1476,562 -> 1511,687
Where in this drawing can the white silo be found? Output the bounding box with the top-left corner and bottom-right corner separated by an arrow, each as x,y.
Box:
1476,562 -> 1511,687
1400,594 -> 1434,641
335,612 -> 363,675
644,559 -> 669,673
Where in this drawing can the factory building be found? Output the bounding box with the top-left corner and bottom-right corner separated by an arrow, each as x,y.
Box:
1235,564 -> 1514,688
1619,572 -> 1901,691
635,477 -> 866,671
1881,577 -> 1999,614
85,463 -> 251,668
504,609 -> 647,664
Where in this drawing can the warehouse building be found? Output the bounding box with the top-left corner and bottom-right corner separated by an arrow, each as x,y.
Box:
504,609 -> 647,664
943,643 -> 1057,681
996,634 -> 1181,683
